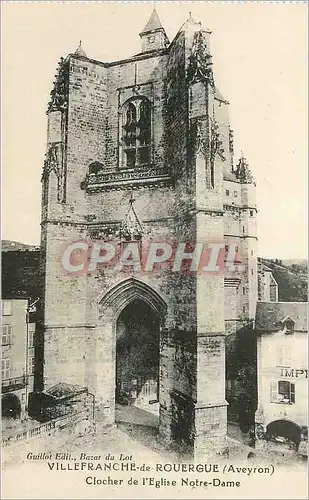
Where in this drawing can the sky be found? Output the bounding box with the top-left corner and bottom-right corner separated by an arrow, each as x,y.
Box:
1,1 -> 308,259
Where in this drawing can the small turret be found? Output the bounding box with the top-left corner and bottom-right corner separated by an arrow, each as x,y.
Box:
74,41 -> 87,58
235,154 -> 255,184
139,9 -> 169,52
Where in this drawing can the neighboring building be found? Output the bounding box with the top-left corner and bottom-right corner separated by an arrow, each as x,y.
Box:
258,262 -> 279,302
1,298 -> 36,419
39,10 -> 258,457
255,301 -> 308,448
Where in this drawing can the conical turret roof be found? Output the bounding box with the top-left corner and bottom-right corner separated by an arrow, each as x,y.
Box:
74,41 -> 87,58
140,9 -> 164,34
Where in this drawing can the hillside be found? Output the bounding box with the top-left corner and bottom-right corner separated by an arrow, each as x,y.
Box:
2,240 -> 39,252
259,258 -> 307,302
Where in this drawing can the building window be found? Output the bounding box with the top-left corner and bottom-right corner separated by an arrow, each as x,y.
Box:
2,301 -> 12,316
28,328 -> 35,347
1,358 -> 11,380
2,325 -> 12,345
242,226 -> 245,233
242,305 -> 246,313
226,189 -> 230,196
251,249 -> 254,256
234,190 -> 238,197
270,380 -> 295,404
31,357 -> 36,374
250,210 -> 254,216
242,287 -> 246,295
251,268 -> 254,275
277,346 -> 291,366
122,98 -> 151,169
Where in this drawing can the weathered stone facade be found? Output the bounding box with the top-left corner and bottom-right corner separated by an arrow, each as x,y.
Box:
255,302 -> 307,448
39,11 -> 257,458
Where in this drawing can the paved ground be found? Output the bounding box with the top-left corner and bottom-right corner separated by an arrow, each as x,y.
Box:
3,407 -> 307,500
115,403 -> 159,428
3,405 -> 306,468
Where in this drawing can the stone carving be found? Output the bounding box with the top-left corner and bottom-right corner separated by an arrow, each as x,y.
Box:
120,193 -> 144,240
132,85 -> 141,96
42,143 -> 66,202
187,30 -> 214,85
195,120 -> 207,158
81,166 -> 172,192
90,224 -> 121,241
235,154 -> 255,184
192,118 -> 225,164
210,119 -> 225,163
47,57 -> 69,114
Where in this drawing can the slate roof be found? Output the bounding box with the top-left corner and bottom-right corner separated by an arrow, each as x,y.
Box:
45,382 -> 87,400
255,301 -> 308,332
140,9 -> 164,34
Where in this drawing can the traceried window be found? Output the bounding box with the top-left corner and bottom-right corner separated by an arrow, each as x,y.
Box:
122,98 -> 151,169
270,380 -> 295,404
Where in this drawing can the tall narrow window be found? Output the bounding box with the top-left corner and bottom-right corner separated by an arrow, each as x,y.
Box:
2,325 -> 12,345
122,98 -> 151,169
1,358 -> 11,380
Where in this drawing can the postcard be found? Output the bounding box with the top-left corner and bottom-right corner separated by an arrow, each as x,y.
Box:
1,1 -> 308,499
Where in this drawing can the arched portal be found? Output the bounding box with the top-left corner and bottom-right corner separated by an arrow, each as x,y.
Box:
98,278 -> 167,428
266,419 -> 301,447
2,393 -> 21,419
115,299 -> 160,426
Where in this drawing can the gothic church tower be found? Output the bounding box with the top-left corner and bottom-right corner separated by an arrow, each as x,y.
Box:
39,10 -> 257,458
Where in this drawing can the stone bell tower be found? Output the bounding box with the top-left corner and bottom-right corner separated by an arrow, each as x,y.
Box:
38,9 -> 254,458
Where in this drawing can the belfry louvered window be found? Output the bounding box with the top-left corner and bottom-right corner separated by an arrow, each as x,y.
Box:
122,98 -> 151,169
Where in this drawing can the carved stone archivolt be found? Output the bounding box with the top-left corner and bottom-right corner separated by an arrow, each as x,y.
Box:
187,30 -> 214,86
120,193 -> 144,241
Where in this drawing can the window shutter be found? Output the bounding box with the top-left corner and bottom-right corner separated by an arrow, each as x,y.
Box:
277,346 -> 291,366
290,383 -> 295,403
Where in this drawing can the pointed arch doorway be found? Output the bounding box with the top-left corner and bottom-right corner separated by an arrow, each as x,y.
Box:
99,278 -> 167,429
116,298 -> 160,427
